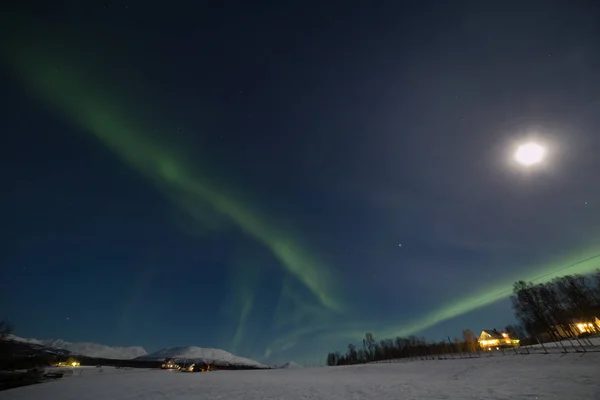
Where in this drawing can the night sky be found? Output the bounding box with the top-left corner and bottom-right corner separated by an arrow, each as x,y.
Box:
2,1 -> 600,365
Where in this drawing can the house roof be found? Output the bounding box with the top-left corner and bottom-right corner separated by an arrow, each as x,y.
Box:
481,329 -> 508,339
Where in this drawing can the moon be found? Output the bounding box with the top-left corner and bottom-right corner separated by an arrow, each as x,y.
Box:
514,142 -> 545,166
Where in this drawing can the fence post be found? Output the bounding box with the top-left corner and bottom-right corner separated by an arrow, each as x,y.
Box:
535,336 -> 548,354
447,337 -> 455,359
573,337 -> 587,353
558,338 -> 569,353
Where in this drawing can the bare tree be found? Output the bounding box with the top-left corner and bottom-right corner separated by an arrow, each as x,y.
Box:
364,333 -> 376,361
505,324 -> 526,340
462,329 -> 477,353
454,337 -> 464,353
0,320 -> 12,340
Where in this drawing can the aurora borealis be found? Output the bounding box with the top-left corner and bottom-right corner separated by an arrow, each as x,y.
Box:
3,1 -> 600,365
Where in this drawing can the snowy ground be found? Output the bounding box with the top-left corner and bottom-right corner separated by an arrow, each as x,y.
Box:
523,336 -> 600,352
3,353 -> 599,399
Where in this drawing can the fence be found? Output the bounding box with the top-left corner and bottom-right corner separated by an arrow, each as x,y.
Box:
369,336 -> 600,364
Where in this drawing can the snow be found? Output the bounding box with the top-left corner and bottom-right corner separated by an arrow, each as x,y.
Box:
523,336 -> 600,352
3,353 -> 599,399
280,361 -> 303,369
5,335 -> 263,366
6,335 -> 147,359
137,346 -> 267,368
6,335 -> 43,346
43,339 -> 147,360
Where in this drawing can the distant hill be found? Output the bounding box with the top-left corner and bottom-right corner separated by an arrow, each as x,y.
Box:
137,346 -> 267,368
3,336 -> 266,369
1,336 -> 72,359
7,335 -> 147,360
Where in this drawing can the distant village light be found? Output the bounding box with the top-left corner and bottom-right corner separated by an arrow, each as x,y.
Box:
478,329 -> 520,351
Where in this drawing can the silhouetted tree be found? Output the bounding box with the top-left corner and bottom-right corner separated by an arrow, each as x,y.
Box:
347,343 -> 357,364
0,320 -> 12,340
453,337 -> 464,353
364,333 -> 376,361
0,320 -> 14,358
462,329 -> 478,353
504,324 -> 526,340
511,273 -> 600,341
326,352 -> 337,366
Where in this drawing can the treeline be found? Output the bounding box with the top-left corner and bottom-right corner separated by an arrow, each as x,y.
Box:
511,271 -> 600,340
326,271 -> 600,366
326,330 -> 481,366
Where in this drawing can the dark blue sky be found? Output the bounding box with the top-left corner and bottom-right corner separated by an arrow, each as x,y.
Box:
2,1 -> 600,364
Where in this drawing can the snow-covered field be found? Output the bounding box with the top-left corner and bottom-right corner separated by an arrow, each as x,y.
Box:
3,353 -> 599,399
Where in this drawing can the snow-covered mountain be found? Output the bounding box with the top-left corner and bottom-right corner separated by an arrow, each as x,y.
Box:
280,361 -> 303,369
43,339 -> 147,359
6,335 -> 264,367
7,334 -> 44,346
137,346 -> 267,368
7,335 -> 147,359
5,335 -> 72,357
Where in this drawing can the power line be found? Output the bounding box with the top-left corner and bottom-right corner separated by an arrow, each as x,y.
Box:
530,253 -> 600,283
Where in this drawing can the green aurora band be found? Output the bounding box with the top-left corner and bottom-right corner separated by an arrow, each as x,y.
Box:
268,248 -> 600,355
2,37 -> 342,317
4,29 -> 600,358
375,248 -> 600,339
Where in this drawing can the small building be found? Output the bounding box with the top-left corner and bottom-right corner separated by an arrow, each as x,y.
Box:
552,317 -> 600,339
478,329 -> 520,350
161,358 -> 179,370
178,361 -> 214,372
55,357 -> 80,367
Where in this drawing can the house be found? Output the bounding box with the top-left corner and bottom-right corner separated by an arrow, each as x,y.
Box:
552,317 -> 600,339
54,357 -> 80,367
478,329 -> 520,350
161,358 -> 179,370
179,362 -> 213,372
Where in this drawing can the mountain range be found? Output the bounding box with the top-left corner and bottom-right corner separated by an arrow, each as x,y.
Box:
5,335 -> 266,368
137,346 -> 267,368
7,335 -> 147,359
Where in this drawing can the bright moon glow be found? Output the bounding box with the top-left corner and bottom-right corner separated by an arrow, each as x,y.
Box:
515,143 -> 545,166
